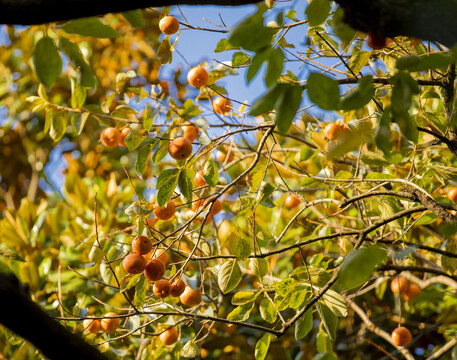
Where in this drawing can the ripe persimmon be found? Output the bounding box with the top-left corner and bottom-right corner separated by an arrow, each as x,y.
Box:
212,96 -> 231,114
284,193 -> 301,208
159,327 -> 179,345
367,32 -> 387,50
144,259 -> 166,281
153,200 -> 176,221
209,199 -> 223,216
391,277 -> 409,294
391,326 -> 412,346
168,137 -> 193,160
153,279 -> 172,298
101,312 -> 120,333
194,170 -> 207,187
119,127 -> 131,147
448,187 -> 457,202
404,283 -> 421,301
170,278 -> 186,297
123,253 -> 147,275
182,121 -> 199,142
83,318 -> 101,334
100,127 -> 121,148
153,248 -> 169,265
187,66 -> 208,88
180,286 -> 202,306
216,146 -> 235,162
132,235 -> 153,255
159,16 -> 179,35
323,123 -> 349,141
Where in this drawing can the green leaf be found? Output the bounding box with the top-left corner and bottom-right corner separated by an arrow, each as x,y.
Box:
260,298 -> 277,323
289,289 -> 309,310
328,7 -> 357,49
291,266 -> 332,288
133,275 -> 147,309
203,158 -> 219,187
32,36 -> 62,87
322,290 -> 347,317
70,77 -> 86,109
250,83 -> 284,116
59,38 -> 96,88
0,248 -> 26,262
254,333 -> 271,360
275,84 -> 303,135
317,301 -> 337,341
232,51 -> 251,67
136,143 -> 154,179
374,107 -> 392,156
227,301 -> 254,321
156,169 -> 180,208
50,112 -> 67,141
5,328 -> 23,346
218,259 -> 243,294
228,5 -> 276,52
340,76 -> 375,110
124,129 -> 145,152
339,245 -> 388,290
152,140 -> 170,164
62,17 -> 118,38
307,72 -> 340,110
122,10 -> 144,28
178,170 -> 193,204
250,258 -> 269,280
250,157 -> 268,192
181,340 -> 199,358
295,307 -> 313,340
275,278 -> 297,296
265,47 -> 284,88
348,48 -> 371,75
247,48 -> 271,83
396,53 -> 454,72
306,0 -> 331,27
157,37 -> 173,65
231,291 -> 257,305
215,38 -> 240,53
227,236 -> 252,260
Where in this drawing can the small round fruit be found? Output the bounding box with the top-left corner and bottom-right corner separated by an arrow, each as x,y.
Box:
448,187 -> 457,202
100,127 -> 121,148
168,137 -> 193,160
153,279 -> 172,298
404,283 -> 421,301
119,128 -> 131,147
367,32 -> 387,50
159,16 -> 179,35
144,259 -> 166,281
153,248 -> 169,265
323,123 -> 349,141
182,121 -> 199,142
123,253 -> 147,275
83,318 -> 101,334
209,199 -> 223,216
391,327 -> 412,347
153,200 -> 176,221
212,96 -> 231,114
160,327 -> 179,345
132,235 -> 153,255
170,279 -> 186,297
180,286 -> 202,306
285,193 -> 301,208
216,146 -> 235,162
192,197 -> 205,212
187,66 -> 208,88
391,277 -> 409,295
101,312 -> 120,333
194,170 -> 207,187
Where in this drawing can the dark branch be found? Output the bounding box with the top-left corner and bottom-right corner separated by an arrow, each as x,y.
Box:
334,0 -> 457,48
0,272 -> 108,360
0,0 -> 260,25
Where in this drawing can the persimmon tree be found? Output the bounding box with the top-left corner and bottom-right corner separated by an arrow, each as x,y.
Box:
2,1 -> 457,360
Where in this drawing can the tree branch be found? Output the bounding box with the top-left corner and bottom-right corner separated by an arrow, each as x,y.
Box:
0,0 -> 260,25
0,272 -> 108,360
